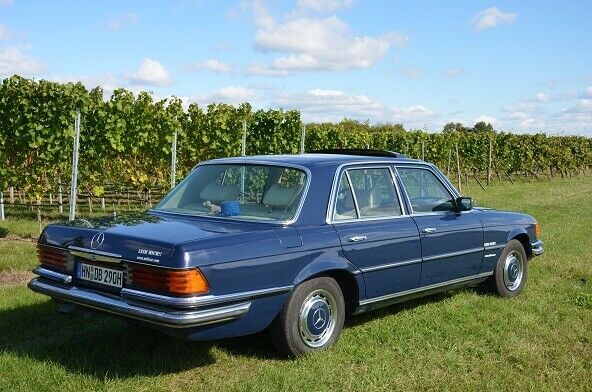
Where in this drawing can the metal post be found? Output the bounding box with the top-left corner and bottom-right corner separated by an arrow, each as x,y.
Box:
69,111 -> 81,220
0,191 -> 5,221
170,130 -> 177,189
455,144 -> 462,193
487,138 -> 493,186
240,121 -> 247,203
58,175 -> 63,214
300,123 -> 306,154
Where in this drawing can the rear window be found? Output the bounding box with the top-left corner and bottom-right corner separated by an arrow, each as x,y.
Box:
154,164 -> 307,222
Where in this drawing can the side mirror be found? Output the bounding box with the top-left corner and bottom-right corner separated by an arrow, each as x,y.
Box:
455,197 -> 473,212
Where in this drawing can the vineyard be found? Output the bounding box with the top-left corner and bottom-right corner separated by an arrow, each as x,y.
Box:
1,75 -> 591,204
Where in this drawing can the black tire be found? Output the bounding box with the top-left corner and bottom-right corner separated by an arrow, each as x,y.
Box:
270,276 -> 345,357
486,239 -> 528,297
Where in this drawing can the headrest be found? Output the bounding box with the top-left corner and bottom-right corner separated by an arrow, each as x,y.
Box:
263,184 -> 301,208
200,182 -> 239,204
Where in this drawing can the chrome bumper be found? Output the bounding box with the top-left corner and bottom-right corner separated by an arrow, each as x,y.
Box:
531,240 -> 545,256
28,268 -> 251,328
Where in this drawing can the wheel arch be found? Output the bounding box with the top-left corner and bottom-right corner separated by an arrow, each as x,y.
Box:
507,228 -> 532,259
293,260 -> 363,317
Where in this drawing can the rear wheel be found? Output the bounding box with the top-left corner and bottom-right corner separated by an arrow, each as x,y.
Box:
270,277 -> 345,357
487,239 -> 528,297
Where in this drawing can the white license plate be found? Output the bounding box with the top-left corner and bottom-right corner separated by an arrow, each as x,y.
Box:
77,262 -> 123,288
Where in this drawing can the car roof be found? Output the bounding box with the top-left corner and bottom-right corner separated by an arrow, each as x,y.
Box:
206,153 -> 424,170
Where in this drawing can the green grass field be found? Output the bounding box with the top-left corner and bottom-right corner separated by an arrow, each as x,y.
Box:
0,176 -> 591,391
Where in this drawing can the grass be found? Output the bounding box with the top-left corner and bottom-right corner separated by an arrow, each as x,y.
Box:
0,176 -> 591,391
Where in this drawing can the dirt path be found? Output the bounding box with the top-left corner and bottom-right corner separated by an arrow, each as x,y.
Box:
0,270 -> 35,286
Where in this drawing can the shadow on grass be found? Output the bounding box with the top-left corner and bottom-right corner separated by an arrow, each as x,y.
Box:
0,286 -> 481,379
0,299 -> 276,380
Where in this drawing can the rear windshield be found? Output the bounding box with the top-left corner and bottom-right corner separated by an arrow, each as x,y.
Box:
154,164 -> 308,222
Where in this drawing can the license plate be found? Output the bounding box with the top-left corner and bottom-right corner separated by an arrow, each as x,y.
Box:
77,262 -> 123,288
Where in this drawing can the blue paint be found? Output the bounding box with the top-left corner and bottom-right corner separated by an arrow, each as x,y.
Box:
34,153 -> 543,341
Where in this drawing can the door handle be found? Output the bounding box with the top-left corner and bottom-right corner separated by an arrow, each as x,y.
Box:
348,235 -> 367,242
422,227 -> 437,234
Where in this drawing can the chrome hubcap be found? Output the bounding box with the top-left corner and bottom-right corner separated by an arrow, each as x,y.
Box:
299,289 -> 337,348
503,251 -> 524,291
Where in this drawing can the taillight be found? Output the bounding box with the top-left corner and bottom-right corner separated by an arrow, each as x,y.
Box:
37,244 -> 72,272
126,264 -> 209,296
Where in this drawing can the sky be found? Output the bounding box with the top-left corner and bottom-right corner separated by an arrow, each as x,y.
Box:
1,0 -> 592,135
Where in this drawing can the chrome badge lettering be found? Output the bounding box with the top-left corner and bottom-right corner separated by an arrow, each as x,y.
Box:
137,248 -> 163,263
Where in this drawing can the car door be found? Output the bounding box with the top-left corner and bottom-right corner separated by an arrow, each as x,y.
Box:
331,166 -> 422,299
395,165 -> 484,286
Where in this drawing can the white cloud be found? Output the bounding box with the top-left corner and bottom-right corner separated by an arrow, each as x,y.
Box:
443,68 -> 465,78
125,58 -> 171,86
200,86 -> 260,104
401,66 -> 421,78
0,0 -> 13,5
533,92 -> 550,103
0,24 -> 10,40
273,88 -> 435,126
187,59 -> 233,74
107,13 -> 139,31
296,0 -> 354,13
582,86 -> 592,98
0,46 -> 43,77
473,7 -> 517,31
474,115 -> 498,125
248,1 -> 408,74
51,74 -> 119,98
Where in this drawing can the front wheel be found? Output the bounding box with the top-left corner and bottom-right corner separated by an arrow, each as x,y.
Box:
487,239 -> 529,297
270,276 -> 345,357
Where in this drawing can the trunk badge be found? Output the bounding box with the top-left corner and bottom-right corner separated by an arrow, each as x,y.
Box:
90,232 -> 105,249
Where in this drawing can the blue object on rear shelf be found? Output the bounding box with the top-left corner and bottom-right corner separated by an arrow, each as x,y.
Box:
219,200 -> 241,217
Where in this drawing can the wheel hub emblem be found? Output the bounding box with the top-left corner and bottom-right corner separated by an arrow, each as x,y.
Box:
312,308 -> 327,330
90,232 -> 105,249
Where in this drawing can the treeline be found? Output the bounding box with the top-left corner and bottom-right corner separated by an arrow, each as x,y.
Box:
1,75 -> 591,197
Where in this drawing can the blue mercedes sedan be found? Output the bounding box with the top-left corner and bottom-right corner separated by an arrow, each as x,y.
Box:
29,150 -> 544,357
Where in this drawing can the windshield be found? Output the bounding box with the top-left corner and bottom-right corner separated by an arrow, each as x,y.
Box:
154,164 -> 308,222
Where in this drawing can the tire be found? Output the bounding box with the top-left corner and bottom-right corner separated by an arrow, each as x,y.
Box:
270,276 -> 345,357
487,239 -> 528,297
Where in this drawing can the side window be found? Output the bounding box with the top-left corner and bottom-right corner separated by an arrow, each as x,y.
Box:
346,168 -> 402,218
396,167 -> 455,213
333,174 -> 357,221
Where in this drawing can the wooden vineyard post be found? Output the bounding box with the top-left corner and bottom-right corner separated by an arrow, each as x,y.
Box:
447,149 -> 452,177
9,187 -> 14,204
487,138 -> 492,186
101,197 -> 106,210
455,144 -> 462,192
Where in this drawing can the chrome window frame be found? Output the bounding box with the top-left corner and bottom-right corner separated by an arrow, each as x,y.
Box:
327,163 -> 408,224
393,164 -> 465,216
152,160 -> 312,226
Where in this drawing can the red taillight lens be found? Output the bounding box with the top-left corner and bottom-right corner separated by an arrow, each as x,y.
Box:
127,264 -> 209,296
37,245 -> 69,271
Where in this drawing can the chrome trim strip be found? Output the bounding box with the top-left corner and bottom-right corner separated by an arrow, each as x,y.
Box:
68,246 -> 122,263
152,161 -> 312,225
33,266 -> 72,284
531,240 -> 544,256
28,278 -> 250,328
121,285 -> 293,309
359,272 -> 493,306
422,246 -> 483,262
360,258 -> 422,273
484,253 -> 497,258
485,244 -> 506,250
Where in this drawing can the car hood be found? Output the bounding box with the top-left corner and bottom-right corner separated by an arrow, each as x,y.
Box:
39,211 -> 276,266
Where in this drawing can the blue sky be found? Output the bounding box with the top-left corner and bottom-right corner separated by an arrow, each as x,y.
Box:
1,0 -> 591,134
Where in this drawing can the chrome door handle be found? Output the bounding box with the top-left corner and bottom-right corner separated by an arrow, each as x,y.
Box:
422,227 -> 437,234
348,235 -> 367,242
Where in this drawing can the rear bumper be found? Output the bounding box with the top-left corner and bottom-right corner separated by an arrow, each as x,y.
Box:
531,240 -> 544,256
28,268 -> 252,329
